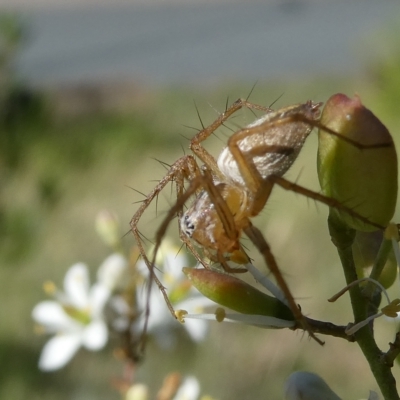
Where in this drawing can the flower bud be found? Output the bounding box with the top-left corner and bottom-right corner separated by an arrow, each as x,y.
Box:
95,210 -> 121,249
318,93 -> 397,231
183,268 -> 294,321
125,384 -> 149,400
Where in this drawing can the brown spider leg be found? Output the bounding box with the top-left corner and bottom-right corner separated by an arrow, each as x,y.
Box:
151,175 -> 207,274
241,147 -> 386,231
225,121 -> 323,343
223,109 -> 392,196
234,112 -> 388,230
200,167 -> 248,273
130,155 -> 210,351
243,222 -> 325,345
190,98 -> 273,178
270,176 -> 384,231
223,110 -> 313,196
152,166 -> 248,274
224,107 -> 389,230
295,114 -> 394,149
131,154 -> 211,265
173,167 -> 211,268
130,155 -> 201,272
225,108 -> 387,344
259,112 -> 393,151
239,112 -> 393,153
216,251 -> 248,274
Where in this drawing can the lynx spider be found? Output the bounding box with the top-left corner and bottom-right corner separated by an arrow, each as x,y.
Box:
130,97 -> 386,348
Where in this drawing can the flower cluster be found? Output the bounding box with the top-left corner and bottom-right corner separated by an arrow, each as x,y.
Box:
124,373 -> 217,400
32,211 -> 213,371
32,254 -> 127,371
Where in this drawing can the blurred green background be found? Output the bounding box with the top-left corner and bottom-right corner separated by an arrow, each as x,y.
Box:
2,4 -> 400,400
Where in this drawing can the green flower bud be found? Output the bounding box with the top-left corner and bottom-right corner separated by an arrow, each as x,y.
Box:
95,210 -> 121,249
318,93 -> 397,231
183,267 -> 294,322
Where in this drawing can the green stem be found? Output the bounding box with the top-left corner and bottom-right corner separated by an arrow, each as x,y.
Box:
361,232 -> 392,307
328,213 -> 399,400
369,234 -> 393,282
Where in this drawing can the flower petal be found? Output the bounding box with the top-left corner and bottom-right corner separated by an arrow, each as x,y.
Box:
97,253 -> 128,290
162,249 -> 188,279
109,295 -> 131,331
82,320 -> 108,350
32,301 -> 81,332
38,333 -> 82,371
89,283 -> 111,318
64,263 -> 90,309
125,384 -> 149,400
176,296 -> 213,342
246,263 -> 288,305
184,312 -> 296,329
173,376 -> 200,400
139,240 -> 189,281
110,295 -> 130,315
183,318 -> 209,342
145,290 -> 172,331
178,293 -> 216,312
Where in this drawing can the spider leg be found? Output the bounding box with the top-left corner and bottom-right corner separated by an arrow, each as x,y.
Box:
226,104 -> 389,230
224,102 -> 387,345
152,167 -> 249,273
190,98 -> 273,178
200,167 -> 249,273
225,101 -> 320,195
296,114 -> 394,150
130,155 -> 207,351
130,155 -> 200,271
270,176 -> 384,231
243,222 -> 324,345
222,103 -> 323,343
224,138 -> 315,340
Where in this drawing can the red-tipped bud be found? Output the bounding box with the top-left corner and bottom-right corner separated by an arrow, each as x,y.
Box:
183,267 -> 294,321
318,93 -> 397,231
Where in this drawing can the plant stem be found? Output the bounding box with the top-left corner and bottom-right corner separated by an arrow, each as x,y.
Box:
328,213 -> 399,400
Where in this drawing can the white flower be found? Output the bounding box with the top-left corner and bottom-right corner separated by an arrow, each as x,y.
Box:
32,262 -> 111,371
133,240 -> 214,348
97,253 -> 128,291
135,283 -> 212,349
123,375 -> 203,400
173,376 -> 200,400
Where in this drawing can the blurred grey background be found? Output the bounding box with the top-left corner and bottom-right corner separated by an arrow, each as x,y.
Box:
3,0 -> 399,87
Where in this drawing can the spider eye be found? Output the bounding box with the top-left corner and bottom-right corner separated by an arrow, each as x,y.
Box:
181,214 -> 195,237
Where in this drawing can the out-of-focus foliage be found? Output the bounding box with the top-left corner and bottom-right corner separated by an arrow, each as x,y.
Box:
0,13 -> 45,170
370,49 -> 400,119
0,12 -> 184,266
